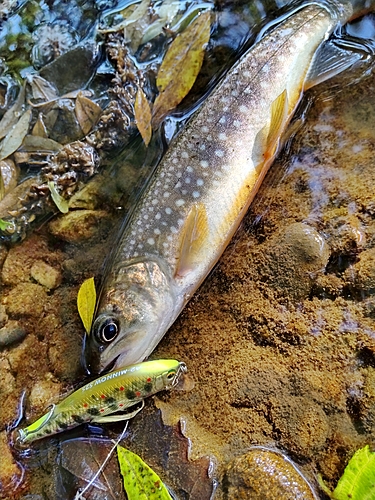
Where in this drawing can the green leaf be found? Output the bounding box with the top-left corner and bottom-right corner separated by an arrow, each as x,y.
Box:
48,181 -> 69,214
77,277 -> 96,334
333,445 -> 375,500
0,218 -> 14,232
117,445 -> 172,500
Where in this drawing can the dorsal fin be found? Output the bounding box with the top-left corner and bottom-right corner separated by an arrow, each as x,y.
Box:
252,89 -> 289,168
175,203 -> 209,278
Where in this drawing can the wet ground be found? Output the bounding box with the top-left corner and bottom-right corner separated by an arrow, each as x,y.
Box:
1,1 -> 375,500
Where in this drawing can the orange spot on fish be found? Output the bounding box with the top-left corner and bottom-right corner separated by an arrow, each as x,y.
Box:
119,403 -> 124,407
120,386 -> 124,391
100,408 -> 104,412
135,391 -> 141,397
147,377 -> 151,383
83,403 -> 88,408
100,394 -> 105,399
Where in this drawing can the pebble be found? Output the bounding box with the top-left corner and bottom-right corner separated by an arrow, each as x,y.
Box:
260,222 -> 330,300
48,209 -> 110,242
224,447 -> 318,499
4,283 -> 47,318
0,320 -> 26,347
30,260 -> 61,290
29,375 -> 62,413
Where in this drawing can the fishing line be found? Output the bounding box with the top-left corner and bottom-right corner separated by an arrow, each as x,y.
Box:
73,421 -> 129,500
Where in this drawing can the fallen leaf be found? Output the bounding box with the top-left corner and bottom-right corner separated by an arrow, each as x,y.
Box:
0,218 -> 13,231
27,74 -> 59,102
0,86 -> 26,141
32,113 -> 48,137
22,135 -> 63,152
122,404 -> 215,499
135,88 -> 152,146
48,180 -> 69,214
117,445 -> 172,500
0,109 -> 32,161
77,277 -> 96,334
75,92 -> 102,135
152,11 -> 211,126
333,445 -> 375,500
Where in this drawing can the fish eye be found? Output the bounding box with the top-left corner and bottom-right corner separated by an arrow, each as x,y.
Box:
167,370 -> 176,380
99,319 -> 119,343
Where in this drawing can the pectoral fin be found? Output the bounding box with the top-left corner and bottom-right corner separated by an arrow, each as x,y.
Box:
304,41 -> 362,90
175,203 -> 209,278
92,401 -> 144,423
252,89 -> 289,168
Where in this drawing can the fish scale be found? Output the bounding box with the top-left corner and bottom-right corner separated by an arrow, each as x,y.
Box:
85,0 -> 356,372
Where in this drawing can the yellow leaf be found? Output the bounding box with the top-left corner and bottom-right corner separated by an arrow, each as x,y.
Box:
48,181 -> 69,214
75,92 -> 102,135
77,277 -> 96,334
117,446 -> 172,500
152,11 -> 211,127
135,87 -> 152,146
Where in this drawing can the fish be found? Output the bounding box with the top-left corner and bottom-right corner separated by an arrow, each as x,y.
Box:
15,359 -> 186,445
84,0 -> 364,373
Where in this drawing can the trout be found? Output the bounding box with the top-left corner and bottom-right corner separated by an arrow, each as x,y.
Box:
15,359 -> 186,445
85,0 -> 362,373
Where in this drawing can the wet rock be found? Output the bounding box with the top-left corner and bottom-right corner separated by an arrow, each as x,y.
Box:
45,99 -> 84,144
0,358 -> 15,398
32,22 -> 79,69
29,375 -> 62,414
259,222 -> 330,300
0,320 -> 26,347
30,260 -> 61,290
345,247 -> 375,297
0,430 -> 23,496
1,235 -> 60,285
48,209 -> 110,243
39,42 -> 101,95
4,283 -> 47,318
224,448 -> 318,500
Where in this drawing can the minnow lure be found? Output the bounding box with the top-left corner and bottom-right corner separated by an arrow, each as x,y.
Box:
84,0 -> 364,373
15,359 -> 186,445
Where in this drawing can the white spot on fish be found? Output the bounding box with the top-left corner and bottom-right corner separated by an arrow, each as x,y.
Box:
199,144 -> 206,151
185,177 -> 191,184
219,132 -> 227,140
152,199 -> 158,205
243,70 -> 251,78
181,151 -> 189,159
164,191 -> 170,198
231,90 -> 239,97
239,105 -> 248,113
175,181 -> 182,188
193,191 -> 200,198
197,178 -> 204,186
202,126 -> 209,133
186,166 -> 194,172
156,213 -> 161,219
219,116 -> 226,124
147,238 -> 155,245
233,120 -> 241,128
200,160 -> 209,168
154,228 -> 161,235
165,207 -> 172,214
143,214 -> 149,220
170,226 -> 178,234
215,149 -> 224,157
176,199 -> 185,206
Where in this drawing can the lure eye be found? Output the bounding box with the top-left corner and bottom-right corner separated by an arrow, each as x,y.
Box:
167,370 -> 176,380
99,319 -> 119,343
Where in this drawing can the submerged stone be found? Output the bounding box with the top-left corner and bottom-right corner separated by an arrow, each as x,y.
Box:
224,447 -> 318,499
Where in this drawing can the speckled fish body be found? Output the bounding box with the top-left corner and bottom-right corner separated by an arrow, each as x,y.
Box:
85,1 -> 354,372
16,360 -> 186,444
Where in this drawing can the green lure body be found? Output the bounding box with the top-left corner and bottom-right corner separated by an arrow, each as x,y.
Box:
16,359 -> 186,445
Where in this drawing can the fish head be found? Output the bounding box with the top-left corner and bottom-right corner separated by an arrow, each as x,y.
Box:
152,359 -> 188,391
84,259 -> 176,373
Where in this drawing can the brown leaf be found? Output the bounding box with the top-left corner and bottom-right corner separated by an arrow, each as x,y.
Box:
135,87 -> 152,146
0,109 -> 32,161
32,113 -> 48,138
27,74 -> 59,102
75,92 -> 102,135
122,403 -> 215,499
152,11 -> 211,127
0,86 -> 26,141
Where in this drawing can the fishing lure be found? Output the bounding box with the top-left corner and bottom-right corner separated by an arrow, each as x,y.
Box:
15,359 -> 186,445
85,0 -> 365,373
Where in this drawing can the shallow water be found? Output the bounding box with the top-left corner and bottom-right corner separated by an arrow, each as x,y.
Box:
1,0 -> 375,499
